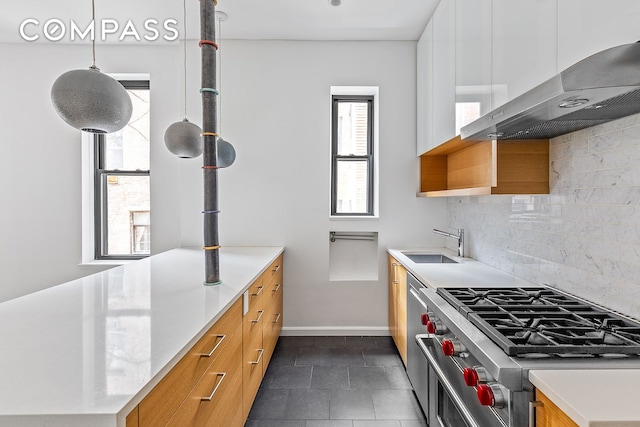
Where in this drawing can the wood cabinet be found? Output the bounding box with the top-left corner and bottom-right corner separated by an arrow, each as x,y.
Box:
126,254 -> 284,427
243,276 -> 266,419
418,135 -> 549,197
388,255 -> 407,366
535,390 -> 579,427
262,255 -> 284,371
138,299 -> 242,427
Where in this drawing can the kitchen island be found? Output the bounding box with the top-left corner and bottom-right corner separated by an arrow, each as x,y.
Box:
0,246 -> 284,427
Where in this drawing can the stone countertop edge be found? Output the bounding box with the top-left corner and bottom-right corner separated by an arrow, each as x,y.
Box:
529,369 -> 640,427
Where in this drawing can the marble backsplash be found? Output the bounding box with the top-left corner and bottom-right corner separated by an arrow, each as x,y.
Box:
446,113 -> 640,319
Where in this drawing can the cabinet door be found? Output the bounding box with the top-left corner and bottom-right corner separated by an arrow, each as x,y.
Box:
535,390 -> 579,427
417,18 -> 435,155
388,255 -> 398,342
432,0 -> 457,145
455,0 -> 492,132
395,262 -> 407,366
492,0 -> 557,108
558,0 -> 640,71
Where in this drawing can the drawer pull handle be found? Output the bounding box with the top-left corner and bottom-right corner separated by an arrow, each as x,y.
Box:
252,286 -> 264,297
250,349 -> 265,365
272,265 -> 281,273
201,334 -> 226,358
273,313 -> 281,323
201,372 -> 226,401
251,310 -> 264,323
273,283 -> 281,292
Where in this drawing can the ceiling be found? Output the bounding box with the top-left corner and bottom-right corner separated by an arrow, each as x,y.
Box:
0,0 -> 440,44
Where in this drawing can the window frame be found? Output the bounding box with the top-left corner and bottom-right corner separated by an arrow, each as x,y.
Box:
93,79 -> 150,261
330,94 -> 375,217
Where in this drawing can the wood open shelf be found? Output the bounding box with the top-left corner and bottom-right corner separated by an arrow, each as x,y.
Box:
418,135 -> 549,197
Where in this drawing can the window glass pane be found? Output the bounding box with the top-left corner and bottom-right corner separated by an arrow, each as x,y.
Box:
336,101 -> 369,156
105,89 -> 150,170
105,175 -> 150,255
335,160 -> 369,214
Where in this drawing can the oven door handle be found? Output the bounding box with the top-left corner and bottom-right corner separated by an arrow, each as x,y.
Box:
415,334 -> 483,427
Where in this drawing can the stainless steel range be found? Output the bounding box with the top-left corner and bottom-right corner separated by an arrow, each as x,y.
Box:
407,272 -> 640,427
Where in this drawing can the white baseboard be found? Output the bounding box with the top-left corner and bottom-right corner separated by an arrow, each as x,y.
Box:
281,326 -> 390,336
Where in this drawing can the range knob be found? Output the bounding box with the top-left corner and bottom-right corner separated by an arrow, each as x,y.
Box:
420,313 -> 430,325
441,339 -> 466,357
476,384 -> 506,409
463,366 -> 490,387
426,320 -> 448,335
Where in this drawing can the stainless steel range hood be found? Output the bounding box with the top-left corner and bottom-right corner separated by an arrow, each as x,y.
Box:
460,42 -> 640,140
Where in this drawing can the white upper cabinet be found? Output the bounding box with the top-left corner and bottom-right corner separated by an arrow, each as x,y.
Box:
558,0 -> 640,71
491,0 -> 557,108
455,0 -> 492,133
417,19 -> 434,156
431,0 -> 457,150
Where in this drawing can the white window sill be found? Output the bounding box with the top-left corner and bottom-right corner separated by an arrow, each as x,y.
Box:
330,216 -> 379,221
79,259 -> 137,268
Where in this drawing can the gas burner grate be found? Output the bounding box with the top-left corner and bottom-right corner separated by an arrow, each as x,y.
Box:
437,287 -> 640,357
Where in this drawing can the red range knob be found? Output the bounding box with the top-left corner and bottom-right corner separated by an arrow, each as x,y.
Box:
476,384 -> 505,408
463,367 -> 479,386
442,339 -> 455,356
426,320 -> 437,334
441,339 -> 465,357
476,384 -> 494,406
420,313 -> 430,325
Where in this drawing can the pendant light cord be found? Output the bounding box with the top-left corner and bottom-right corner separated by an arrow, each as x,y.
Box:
91,0 -> 97,68
183,0 -> 188,118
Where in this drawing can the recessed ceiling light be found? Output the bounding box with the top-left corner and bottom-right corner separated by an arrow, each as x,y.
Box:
329,0 -> 342,6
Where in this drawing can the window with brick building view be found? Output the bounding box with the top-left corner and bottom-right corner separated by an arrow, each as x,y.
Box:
331,95 -> 374,216
94,81 -> 150,259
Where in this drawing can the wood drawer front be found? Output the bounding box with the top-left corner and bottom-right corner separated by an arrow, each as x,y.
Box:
262,298 -> 283,371
242,329 -> 264,418
243,295 -> 264,343
166,328 -> 243,427
263,254 -> 283,287
263,279 -> 282,315
139,298 -> 242,427
246,277 -> 265,312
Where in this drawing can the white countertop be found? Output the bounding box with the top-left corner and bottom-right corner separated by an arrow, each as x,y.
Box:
530,369 -> 640,427
0,246 -> 284,427
388,247 -> 532,289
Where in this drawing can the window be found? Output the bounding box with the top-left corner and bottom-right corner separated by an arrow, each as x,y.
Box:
94,80 -> 150,260
331,95 -> 374,216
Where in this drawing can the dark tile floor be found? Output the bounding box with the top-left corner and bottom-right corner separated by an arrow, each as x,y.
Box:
245,336 -> 428,427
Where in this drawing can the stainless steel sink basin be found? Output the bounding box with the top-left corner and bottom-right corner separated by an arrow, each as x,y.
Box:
402,253 -> 458,264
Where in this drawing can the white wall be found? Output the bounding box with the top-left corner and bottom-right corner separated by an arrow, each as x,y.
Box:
179,40 -> 447,333
0,42 -> 186,302
0,40 -> 447,331
447,114 -> 640,320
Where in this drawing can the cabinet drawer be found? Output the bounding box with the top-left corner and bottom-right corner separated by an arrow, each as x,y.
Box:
242,329 -> 264,418
243,296 -> 264,342
262,299 -> 283,371
166,328 -> 243,427
262,254 -> 283,287
246,277 -> 265,312
139,298 -> 242,427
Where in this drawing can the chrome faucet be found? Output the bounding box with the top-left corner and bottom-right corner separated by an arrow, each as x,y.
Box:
433,228 -> 464,258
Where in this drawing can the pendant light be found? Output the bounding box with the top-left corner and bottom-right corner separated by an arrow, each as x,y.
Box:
164,0 -> 203,158
51,0 -> 132,134
215,11 -> 236,168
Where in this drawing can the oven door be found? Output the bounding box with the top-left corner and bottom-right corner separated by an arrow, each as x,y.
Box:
416,335 -> 507,427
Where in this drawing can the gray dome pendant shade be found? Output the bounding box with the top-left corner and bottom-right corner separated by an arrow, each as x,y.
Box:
51,66 -> 133,134
217,137 -> 236,168
164,118 -> 203,158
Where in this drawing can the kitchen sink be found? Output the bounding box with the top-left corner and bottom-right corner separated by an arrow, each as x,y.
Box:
402,253 -> 458,264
